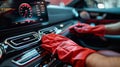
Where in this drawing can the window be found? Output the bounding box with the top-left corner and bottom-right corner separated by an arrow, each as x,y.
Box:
85,0 -> 120,8
45,0 -> 73,6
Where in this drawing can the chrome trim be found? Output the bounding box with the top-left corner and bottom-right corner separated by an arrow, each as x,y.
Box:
4,32 -> 40,50
38,27 -> 57,37
12,49 -> 42,65
10,36 -> 37,46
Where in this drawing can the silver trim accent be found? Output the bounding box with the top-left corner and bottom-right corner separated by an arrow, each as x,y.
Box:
72,9 -> 79,17
0,47 -> 2,58
38,27 -> 57,37
4,32 -> 40,50
10,36 -> 37,46
12,49 -> 41,65
0,43 -> 8,54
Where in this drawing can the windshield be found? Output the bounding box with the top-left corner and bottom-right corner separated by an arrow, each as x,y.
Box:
85,0 -> 120,8
45,0 -> 73,6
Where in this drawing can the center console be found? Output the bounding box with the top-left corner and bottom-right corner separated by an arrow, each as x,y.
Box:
0,19 -> 76,67
12,46 -> 72,67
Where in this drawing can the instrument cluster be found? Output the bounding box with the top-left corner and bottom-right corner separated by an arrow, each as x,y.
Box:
0,0 -> 48,30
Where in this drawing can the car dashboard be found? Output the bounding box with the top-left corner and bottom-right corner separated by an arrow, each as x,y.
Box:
0,18 -> 77,67
0,0 -> 77,66
0,0 -> 120,67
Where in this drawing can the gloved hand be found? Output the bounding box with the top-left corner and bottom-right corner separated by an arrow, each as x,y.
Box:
69,22 -> 106,36
41,33 -> 96,67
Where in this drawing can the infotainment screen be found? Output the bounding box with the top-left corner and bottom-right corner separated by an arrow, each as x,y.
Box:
0,0 -> 48,30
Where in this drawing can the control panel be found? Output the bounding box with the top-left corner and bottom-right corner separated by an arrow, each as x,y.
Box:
0,26 -> 62,55
0,21 -> 77,67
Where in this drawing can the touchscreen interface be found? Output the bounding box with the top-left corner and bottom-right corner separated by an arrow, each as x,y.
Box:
0,0 -> 48,30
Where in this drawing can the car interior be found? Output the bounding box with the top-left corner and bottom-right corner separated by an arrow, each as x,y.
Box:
0,0 -> 120,67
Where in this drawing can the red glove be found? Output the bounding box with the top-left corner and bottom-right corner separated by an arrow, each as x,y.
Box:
69,22 -> 106,36
41,33 -> 96,67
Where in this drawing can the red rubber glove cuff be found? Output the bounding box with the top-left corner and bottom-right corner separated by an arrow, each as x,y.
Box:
41,33 -> 96,67
89,25 -> 106,36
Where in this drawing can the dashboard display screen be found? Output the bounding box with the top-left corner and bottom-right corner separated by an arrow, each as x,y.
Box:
0,0 -> 48,30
